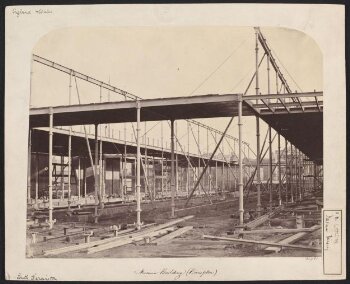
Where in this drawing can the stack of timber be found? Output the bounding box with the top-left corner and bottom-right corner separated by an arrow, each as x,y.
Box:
243,206 -> 282,230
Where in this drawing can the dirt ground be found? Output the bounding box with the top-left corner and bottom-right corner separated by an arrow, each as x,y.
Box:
27,194 -> 322,258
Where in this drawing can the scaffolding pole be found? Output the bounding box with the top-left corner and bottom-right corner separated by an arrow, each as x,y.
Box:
27,129 -> 32,204
238,96 -> 244,225
291,145 -> 294,203
255,28 -> 262,215
68,72 -> 72,210
94,124 -> 99,223
278,133 -> 282,205
285,139 -> 288,203
170,119 -> 176,218
136,101 -> 142,229
48,108 -> 54,229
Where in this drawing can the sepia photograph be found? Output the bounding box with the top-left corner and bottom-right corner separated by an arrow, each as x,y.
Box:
26,26 -> 323,259
5,4 -> 345,281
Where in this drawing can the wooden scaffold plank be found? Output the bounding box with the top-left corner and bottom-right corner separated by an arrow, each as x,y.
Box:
152,226 -> 193,245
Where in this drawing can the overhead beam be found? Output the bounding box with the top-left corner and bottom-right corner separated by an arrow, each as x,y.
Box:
33,54 -> 139,101
30,93 -> 241,115
244,91 -> 323,101
253,100 -> 323,108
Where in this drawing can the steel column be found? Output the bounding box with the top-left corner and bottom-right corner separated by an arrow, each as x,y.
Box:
136,101 -> 142,229
175,121 -> 179,196
68,73 -> 72,210
48,108 -> 54,229
215,161 -> 218,192
123,120 -> 127,203
222,162 -> 224,193
35,152 -> 39,205
94,124 -> 99,222
27,129 -> 32,204
313,162 -> 317,191
290,145 -> 294,203
285,139 -> 288,203
78,157 -> 81,201
267,52 -> 273,212
278,134 -> 282,205
170,119 -> 176,217
84,158 -> 87,204
238,96 -> 244,225
255,28 -> 262,215
68,131 -> 72,210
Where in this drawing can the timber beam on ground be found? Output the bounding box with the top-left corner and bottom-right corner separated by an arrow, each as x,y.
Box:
236,226 -> 321,235
202,235 -> 321,252
243,206 -> 283,230
264,225 -> 321,252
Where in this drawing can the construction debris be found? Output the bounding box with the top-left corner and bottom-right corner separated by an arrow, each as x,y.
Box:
264,225 -> 320,252
202,235 -> 321,252
43,216 -> 194,256
152,226 -> 193,245
236,226 -> 320,235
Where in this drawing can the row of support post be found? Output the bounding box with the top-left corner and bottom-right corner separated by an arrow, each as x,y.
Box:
29,101 -> 316,230
253,27 -> 315,220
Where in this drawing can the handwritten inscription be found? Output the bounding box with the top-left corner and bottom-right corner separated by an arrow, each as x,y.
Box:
135,268 -> 218,280
323,210 -> 342,275
12,8 -> 53,18
17,273 -> 57,281
324,211 -> 341,251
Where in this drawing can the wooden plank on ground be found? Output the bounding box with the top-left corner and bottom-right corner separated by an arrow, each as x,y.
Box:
153,226 -> 193,245
86,227 -> 176,254
245,206 -> 282,229
264,225 -> 321,252
238,226 -> 321,235
43,215 -> 193,256
202,235 -> 321,252
171,239 -> 235,246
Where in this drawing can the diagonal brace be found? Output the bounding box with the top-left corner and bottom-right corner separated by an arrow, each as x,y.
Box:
185,116 -> 234,207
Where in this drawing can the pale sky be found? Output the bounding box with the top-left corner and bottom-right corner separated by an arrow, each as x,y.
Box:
31,26 -> 322,157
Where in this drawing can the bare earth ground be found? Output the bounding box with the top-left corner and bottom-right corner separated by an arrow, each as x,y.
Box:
27,193 -> 322,258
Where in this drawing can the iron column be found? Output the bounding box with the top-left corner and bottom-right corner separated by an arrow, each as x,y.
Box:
94,124 -> 99,222
238,96 -> 244,225
27,129 -> 32,204
285,139 -> 288,203
170,119 -> 176,218
255,29 -> 262,215
269,126 -> 273,211
48,108 -> 54,229
68,73 -> 72,210
290,145 -> 294,203
278,134 -> 282,205
136,100 -> 142,229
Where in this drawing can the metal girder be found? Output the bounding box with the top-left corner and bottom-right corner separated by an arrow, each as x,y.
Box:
261,98 -> 275,113
244,91 -> 323,101
188,119 -> 249,147
278,98 -> 290,113
30,93 -> 241,115
315,96 -> 322,112
33,54 -> 139,101
253,100 -> 323,109
259,107 -> 322,115
254,27 -> 305,109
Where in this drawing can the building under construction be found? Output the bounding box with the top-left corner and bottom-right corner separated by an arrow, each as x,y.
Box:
26,27 -> 323,257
